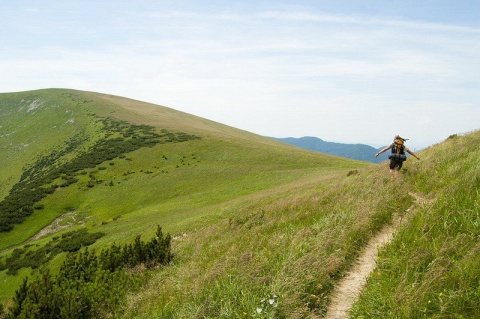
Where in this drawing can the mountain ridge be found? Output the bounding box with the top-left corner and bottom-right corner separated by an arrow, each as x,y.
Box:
273,136 -> 386,163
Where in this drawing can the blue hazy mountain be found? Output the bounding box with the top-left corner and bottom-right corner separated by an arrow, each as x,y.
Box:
273,136 -> 387,163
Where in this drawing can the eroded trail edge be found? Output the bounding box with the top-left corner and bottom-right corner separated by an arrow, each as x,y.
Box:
324,192 -> 427,319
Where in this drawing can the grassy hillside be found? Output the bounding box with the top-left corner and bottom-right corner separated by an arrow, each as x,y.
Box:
351,131 -> 480,318
118,131 -> 478,319
1,89 -> 477,318
0,89 -> 369,311
0,90 -> 96,201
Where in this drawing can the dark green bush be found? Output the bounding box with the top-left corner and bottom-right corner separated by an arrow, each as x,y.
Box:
0,229 -> 105,274
7,226 -> 171,318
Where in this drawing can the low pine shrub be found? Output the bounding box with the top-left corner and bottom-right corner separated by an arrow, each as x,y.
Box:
6,226 -> 172,318
0,229 -> 105,275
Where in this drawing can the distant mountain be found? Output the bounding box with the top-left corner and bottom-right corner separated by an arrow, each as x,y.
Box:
273,136 -> 387,163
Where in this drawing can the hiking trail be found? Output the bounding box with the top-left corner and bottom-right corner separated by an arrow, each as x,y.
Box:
29,210 -> 86,241
324,192 -> 429,319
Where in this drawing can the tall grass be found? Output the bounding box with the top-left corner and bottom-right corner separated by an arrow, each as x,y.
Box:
121,132 -> 479,318
0,89 -> 370,309
351,130 -> 480,318
120,164 -> 414,318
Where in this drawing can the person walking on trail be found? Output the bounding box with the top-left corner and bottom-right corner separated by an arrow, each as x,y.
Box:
375,135 -> 420,175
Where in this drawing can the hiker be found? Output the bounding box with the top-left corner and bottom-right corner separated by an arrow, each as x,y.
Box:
375,135 -> 420,175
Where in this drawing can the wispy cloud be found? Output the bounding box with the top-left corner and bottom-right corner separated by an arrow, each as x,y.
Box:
258,10 -> 480,34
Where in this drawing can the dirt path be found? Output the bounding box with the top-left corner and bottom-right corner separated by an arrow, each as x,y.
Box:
29,211 -> 79,241
324,192 -> 428,319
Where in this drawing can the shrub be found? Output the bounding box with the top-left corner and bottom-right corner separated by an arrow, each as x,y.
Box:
7,226 -> 172,318
0,229 -> 105,274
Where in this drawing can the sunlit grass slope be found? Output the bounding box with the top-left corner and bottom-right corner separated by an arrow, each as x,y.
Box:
351,131 -> 480,318
117,157 -> 413,318
0,90 -> 97,200
1,89 -> 477,318
117,131 -> 479,318
0,89 -> 370,307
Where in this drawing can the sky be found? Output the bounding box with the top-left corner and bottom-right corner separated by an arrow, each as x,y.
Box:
1,1 -> 479,150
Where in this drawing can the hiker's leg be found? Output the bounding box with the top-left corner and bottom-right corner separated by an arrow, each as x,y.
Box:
392,161 -> 402,177
396,161 -> 403,176
389,159 -> 396,172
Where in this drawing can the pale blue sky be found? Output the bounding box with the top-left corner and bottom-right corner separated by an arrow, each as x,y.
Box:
1,1 -> 479,149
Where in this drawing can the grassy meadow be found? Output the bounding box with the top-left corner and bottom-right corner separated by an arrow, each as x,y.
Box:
119,131 -> 479,319
0,90 -> 98,200
0,89 -> 368,311
0,89 -> 478,318
351,131 -> 480,318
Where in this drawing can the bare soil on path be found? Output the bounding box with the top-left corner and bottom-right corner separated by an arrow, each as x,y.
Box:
29,210 -> 80,241
324,192 -> 429,319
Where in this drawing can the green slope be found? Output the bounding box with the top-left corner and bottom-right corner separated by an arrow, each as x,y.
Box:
119,131 -> 478,319
351,131 -> 480,318
0,90 -> 96,201
0,89 -> 369,307
2,89 -> 477,318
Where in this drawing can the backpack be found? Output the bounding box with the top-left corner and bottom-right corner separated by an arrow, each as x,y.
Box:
388,138 -> 407,161
392,139 -> 405,155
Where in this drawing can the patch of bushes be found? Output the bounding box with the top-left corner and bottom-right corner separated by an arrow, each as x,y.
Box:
98,226 -> 172,271
56,229 -> 105,252
6,226 -> 171,318
0,229 -> 105,275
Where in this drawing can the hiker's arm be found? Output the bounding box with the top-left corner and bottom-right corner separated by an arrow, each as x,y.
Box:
407,149 -> 420,160
375,145 -> 391,157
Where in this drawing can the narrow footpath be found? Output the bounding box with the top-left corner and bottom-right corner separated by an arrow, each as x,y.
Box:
324,192 -> 428,319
